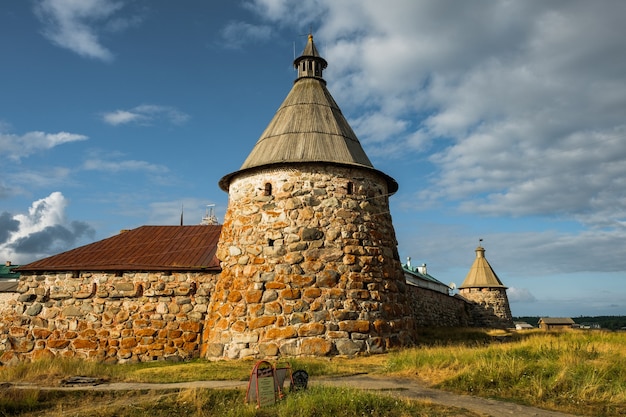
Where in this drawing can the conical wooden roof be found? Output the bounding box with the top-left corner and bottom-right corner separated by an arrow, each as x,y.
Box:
459,246 -> 507,289
239,77 -> 374,169
219,35 -> 398,193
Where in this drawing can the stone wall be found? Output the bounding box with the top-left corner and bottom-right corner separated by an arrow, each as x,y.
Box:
0,271 -> 217,364
407,285 -> 470,327
0,166 -> 515,364
204,164 -> 415,359
0,268 -> 514,364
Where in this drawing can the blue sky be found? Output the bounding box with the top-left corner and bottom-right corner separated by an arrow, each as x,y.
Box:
2,0 -> 625,318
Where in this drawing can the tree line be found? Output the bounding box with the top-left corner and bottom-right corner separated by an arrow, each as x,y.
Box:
514,316 -> 626,330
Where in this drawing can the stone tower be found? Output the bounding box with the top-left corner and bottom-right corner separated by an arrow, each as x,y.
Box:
458,245 -> 514,328
202,35 -> 414,359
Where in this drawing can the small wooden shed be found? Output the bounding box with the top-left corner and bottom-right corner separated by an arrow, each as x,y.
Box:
538,317 -> 575,330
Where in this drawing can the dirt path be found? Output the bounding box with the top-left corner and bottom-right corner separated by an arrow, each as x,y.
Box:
8,374 -> 584,417
316,374 -> 583,417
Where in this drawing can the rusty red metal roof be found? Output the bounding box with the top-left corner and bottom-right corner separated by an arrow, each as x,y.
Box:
17,225 -> 222,272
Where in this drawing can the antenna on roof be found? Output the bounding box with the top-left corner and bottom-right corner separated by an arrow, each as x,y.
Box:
298,29 -> 311,42
201,204 -> 219,225
180,203 -> 184,226
294,30 -> 309,68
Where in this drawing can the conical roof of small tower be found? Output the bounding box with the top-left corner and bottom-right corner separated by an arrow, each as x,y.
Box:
219,34 -> 398,193
459,245 -> 507,289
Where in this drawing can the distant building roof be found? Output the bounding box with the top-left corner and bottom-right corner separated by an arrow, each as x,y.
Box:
402,262 -> 450,294
16,225 -> 222,272
459,246 -> 506,289
403,264 -> 447,286
538,317 -> 575,325
0,261 -> 20,279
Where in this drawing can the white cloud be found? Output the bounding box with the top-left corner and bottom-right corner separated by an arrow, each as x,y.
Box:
245,0 -> 626,230
101,104 -> 190,126
350,112 -> 410,158
82,158 -> 167,173
12,192 -> 66,235
242,0 -> 326,25
102,110 -> 145,125
0,130 -> 87,161
0,192 -> 95,264
352,112 -> 408,145
33,0 -> 142,61
220,21 -> 273,49
133,105 -> 190,125
507,287 -> 536,303
6,167 -> 73,193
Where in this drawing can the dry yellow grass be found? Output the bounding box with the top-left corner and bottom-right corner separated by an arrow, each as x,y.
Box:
386,329 -> 626,416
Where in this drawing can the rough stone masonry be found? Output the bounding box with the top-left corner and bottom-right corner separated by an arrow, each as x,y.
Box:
0,271 -> 215,364
203,164 -> 415,359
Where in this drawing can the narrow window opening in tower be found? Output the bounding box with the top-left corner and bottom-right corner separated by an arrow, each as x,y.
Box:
268,238 -> 275,247
308,61 -> 312,71
264,182 -> 272,196
347,181 -> 354,195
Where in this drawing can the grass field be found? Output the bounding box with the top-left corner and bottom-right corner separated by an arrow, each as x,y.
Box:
386,329 -> 626,416
1,328 -> 624,416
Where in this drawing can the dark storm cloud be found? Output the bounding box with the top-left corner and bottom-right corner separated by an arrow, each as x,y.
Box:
10,221 -> 95,255
0,212 -> 20,244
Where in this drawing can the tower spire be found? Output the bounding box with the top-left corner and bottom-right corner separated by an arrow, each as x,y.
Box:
218,31 -> 398,195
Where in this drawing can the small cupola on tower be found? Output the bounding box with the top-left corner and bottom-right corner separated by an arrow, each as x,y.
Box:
294,34 -> 327,81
